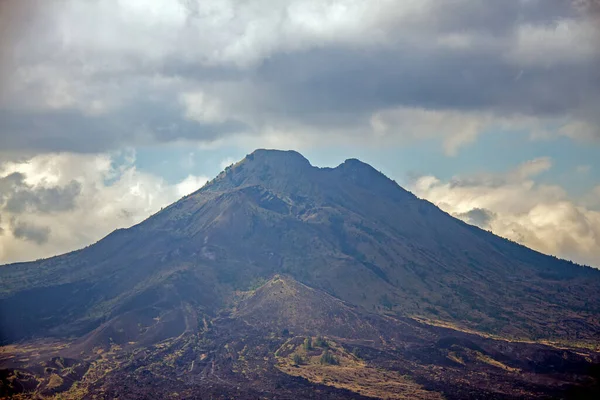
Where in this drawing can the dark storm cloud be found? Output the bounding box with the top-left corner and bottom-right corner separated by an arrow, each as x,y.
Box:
0,101 -> 248,154
0,173 -> 26,197
456,208 -> 496,229
449,176 -> 510,190
0,0 -> 598,153
0,171 -> 82,214
576,0 -> 600,16
0,109 -> 129,154
5,181 -> 82,214
10,219 -> 51,245
252,45 -> 599,118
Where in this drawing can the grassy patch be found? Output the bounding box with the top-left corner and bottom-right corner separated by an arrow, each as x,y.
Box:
275,337 -> 442,399
474,352 -> 520,373
46,374 -> 64,390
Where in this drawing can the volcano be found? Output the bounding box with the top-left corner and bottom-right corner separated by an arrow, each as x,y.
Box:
1,149 -> 599,399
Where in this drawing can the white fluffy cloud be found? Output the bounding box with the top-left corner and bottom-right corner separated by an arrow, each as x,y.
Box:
0,152 -> 207,264
410,158 -> 600,267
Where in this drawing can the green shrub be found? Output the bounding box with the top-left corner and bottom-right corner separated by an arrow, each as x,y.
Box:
292,354 -> 303,365
319,350 -> 338,365
379,294 -> 393,310
303,337 -> 312,351
314,336 -> 328,348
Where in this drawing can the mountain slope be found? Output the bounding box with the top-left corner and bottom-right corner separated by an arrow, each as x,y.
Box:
2,275 -> 599,400
2,149 -> 599,343
1,149 -> 600,399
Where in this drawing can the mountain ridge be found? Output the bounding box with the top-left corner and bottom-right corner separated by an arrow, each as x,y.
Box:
2,148 -> 594,272
1,149 -> 599,340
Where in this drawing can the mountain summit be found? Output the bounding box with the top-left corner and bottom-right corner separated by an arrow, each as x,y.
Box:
1,149 -> 600,399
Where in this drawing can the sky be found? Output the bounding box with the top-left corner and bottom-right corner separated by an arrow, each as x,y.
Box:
0,0 -> 599,267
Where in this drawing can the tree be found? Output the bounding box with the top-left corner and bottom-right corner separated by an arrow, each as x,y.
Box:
319,350 -> 338,365
303,337 -> 312,351
379,294 -> 393,310
314,336 -> 328,348
292,354 -> 303,365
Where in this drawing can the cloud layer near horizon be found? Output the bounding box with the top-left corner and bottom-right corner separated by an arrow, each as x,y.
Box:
410,158 -> 600,267
0,151 -> 206,264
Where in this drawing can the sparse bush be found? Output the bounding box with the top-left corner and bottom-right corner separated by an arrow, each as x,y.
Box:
352,347 -> 361,359
303,337 -> 312,351
282,328 -> 290,337
248,277 -> 267,291
292,354 -> 303,365
314,336 -> 328,348
379,294 -> 393,310
425,306 -> 440,315
319,350 -> 338,365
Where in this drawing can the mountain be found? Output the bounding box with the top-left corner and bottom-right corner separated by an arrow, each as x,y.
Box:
1,149 -> 600,399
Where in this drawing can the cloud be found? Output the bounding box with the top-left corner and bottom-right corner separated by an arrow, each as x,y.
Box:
219,157 -> 236,170
4,180 -> 81,214
510,157 -> 552,180
180,91 -> 227,124
0,0 -> 598,155
455,208 -> 495,229
410,158 -> 600,267
175,175 -> 209,197
11,219 -> 51,245
576,165 -> 591,174
508,18 -> 599,67
370,107 -> 485,156
0,152 -> 208,264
